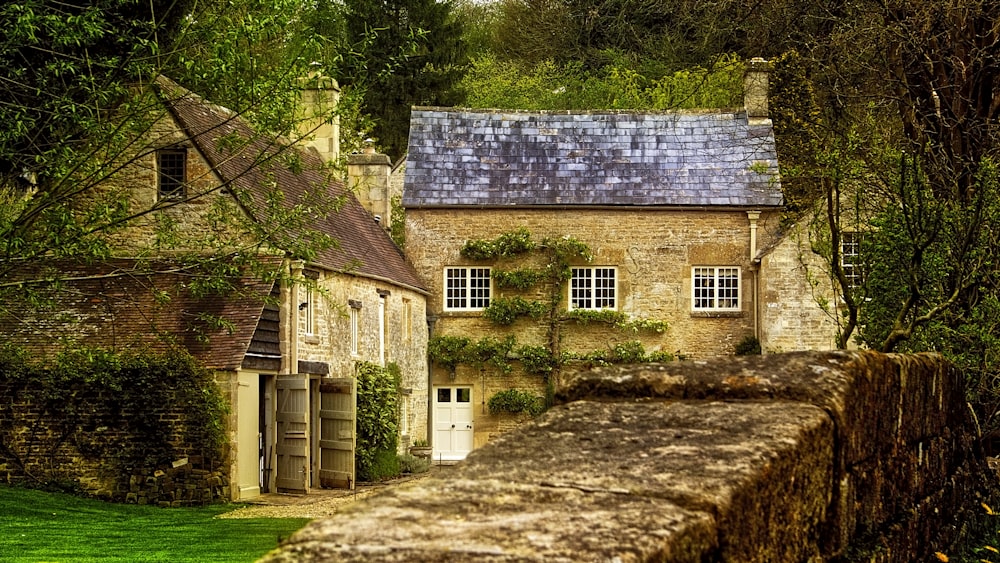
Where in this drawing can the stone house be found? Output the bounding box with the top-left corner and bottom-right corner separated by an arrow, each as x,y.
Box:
0,78 -> 429,500
401,62 -> 809,460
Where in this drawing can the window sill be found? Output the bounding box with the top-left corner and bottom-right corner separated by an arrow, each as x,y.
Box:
303,335 -> 320,345
690,311 -> 745,318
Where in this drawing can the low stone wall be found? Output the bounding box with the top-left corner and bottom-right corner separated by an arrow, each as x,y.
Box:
0,381 -> 229,504
262,351 -> 985,562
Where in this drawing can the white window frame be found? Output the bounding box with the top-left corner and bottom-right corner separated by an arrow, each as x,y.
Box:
692,267 -> 741,312
349,303 -> 360,356
841,232 -> 863,290
569,267 -> 617,310
303,287 -> 315,335
444,267 -> 492,311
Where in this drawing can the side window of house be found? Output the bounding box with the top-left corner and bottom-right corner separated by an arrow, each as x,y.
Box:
349,300 -> 362,355
692,267 -> 740,311
841,232 -> 863,289
444,267 -> 491,311
156,148 -> 187,200
570,267 -> 617,310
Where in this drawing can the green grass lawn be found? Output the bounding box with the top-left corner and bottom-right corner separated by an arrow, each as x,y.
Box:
0,485 -> 310,562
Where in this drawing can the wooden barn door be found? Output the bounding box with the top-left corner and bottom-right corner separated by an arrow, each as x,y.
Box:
318,378 -> 356,489
275,374 -> 309,493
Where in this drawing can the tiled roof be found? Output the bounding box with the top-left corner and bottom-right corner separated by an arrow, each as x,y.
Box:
158,78 -> 426,292
0,261 -> 272,370
404,108 -> 782,208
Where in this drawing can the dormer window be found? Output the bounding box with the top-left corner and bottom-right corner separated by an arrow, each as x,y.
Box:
157,148 -> 187,200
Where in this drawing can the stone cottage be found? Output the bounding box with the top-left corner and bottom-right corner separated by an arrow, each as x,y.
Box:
0,78 -> 429,500
401,62 -> 803,460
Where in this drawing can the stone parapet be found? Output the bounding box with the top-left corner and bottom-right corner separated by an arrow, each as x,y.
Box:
262,351 -> 982,562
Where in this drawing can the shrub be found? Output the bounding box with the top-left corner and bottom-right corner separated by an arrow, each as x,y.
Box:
735,335 -> 762,355
398,453 -> 431,474
355,362 -> 400,482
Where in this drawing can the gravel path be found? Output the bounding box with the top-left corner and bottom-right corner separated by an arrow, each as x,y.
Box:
216,469 -> 439,520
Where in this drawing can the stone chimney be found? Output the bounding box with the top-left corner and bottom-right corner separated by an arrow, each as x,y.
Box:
744,57 -> 771,123
295,75 -> 340,163
348,142 -> 393,230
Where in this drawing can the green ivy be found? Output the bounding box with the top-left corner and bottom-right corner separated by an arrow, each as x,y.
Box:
460,228 -> 536,260
492,268 -> 544,290
483,297 -> 548,325
0,345 -> 227,490
469,336 -> 516,374
574,341 -> 674,366
515,345 -> 558,376
427,335 -> 472,374
488,389 -> 545,416
355,361 -> 400,481
567,309 -> 669,334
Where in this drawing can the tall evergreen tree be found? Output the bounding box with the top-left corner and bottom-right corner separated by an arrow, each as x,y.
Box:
340,0 -> 468,160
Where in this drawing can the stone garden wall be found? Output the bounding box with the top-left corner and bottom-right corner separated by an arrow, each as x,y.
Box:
262,351 -> 985,562
0,380 -> 229,506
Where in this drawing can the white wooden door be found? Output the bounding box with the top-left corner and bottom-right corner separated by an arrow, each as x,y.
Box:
318,378 -> 356,489
433,386 -> 474,461
275,374 -> 309,493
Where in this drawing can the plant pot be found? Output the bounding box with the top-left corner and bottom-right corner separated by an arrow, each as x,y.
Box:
409,446 -> 432,459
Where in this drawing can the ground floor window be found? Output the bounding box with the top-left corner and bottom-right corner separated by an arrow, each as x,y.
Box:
692,267 -> 740,311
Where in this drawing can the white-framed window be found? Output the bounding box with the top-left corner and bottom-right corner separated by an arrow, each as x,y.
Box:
570,267 -> 617,310
402,298 -> 412,341
841,232 -> 863,289
156,148 -> 186,200
692,267 -> 741,311
303,288 -> 315,335
349,300 -> 361,356
444,267 -> 491,310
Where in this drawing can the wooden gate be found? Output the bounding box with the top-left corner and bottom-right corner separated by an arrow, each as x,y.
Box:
318,378 -> 356,489
275,374 -> 308,493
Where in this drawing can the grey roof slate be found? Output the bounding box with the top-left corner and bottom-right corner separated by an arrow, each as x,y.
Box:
404,108 -> 782,208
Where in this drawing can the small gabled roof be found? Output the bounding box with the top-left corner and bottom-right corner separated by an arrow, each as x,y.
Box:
0,262 -> 272,370
404,108 -> 782,209
158,78 -> 426,292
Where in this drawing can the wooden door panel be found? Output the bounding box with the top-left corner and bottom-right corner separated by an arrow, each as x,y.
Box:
319,378 -> 356,489
276,375 -> 308,493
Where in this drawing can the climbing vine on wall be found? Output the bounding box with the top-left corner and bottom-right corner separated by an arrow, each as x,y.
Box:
433,228 -> 674,413
0,345 -> 227,491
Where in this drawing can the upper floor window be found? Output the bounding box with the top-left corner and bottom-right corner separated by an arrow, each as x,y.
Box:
444,267 -> 491,311
692,267 -> 740,311
841,232 -> 863,290
157,148 -> 187,200
570,267 -> 617,310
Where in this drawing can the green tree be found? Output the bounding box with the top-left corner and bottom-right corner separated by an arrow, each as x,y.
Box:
338,0 -> 469,159
0,0 -> 345,316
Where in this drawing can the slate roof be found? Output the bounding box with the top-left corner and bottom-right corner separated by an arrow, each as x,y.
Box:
404,108 -> 782,208
0,261 -> 273,370
158,78 -> 426,292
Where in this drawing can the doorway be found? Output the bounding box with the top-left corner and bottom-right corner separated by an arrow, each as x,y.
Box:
433,386 -> 474,461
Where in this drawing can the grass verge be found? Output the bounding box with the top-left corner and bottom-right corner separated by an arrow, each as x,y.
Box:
0,485 -> 309,562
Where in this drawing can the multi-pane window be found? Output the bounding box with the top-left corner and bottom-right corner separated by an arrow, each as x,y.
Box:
304,288 -> 315,335
841,232 -> 863,289
349,302 -> 361,355
157,148 -> 187,200
692,267 -> 740,311
570,267 -> 617,310
444,267 -> 491,310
